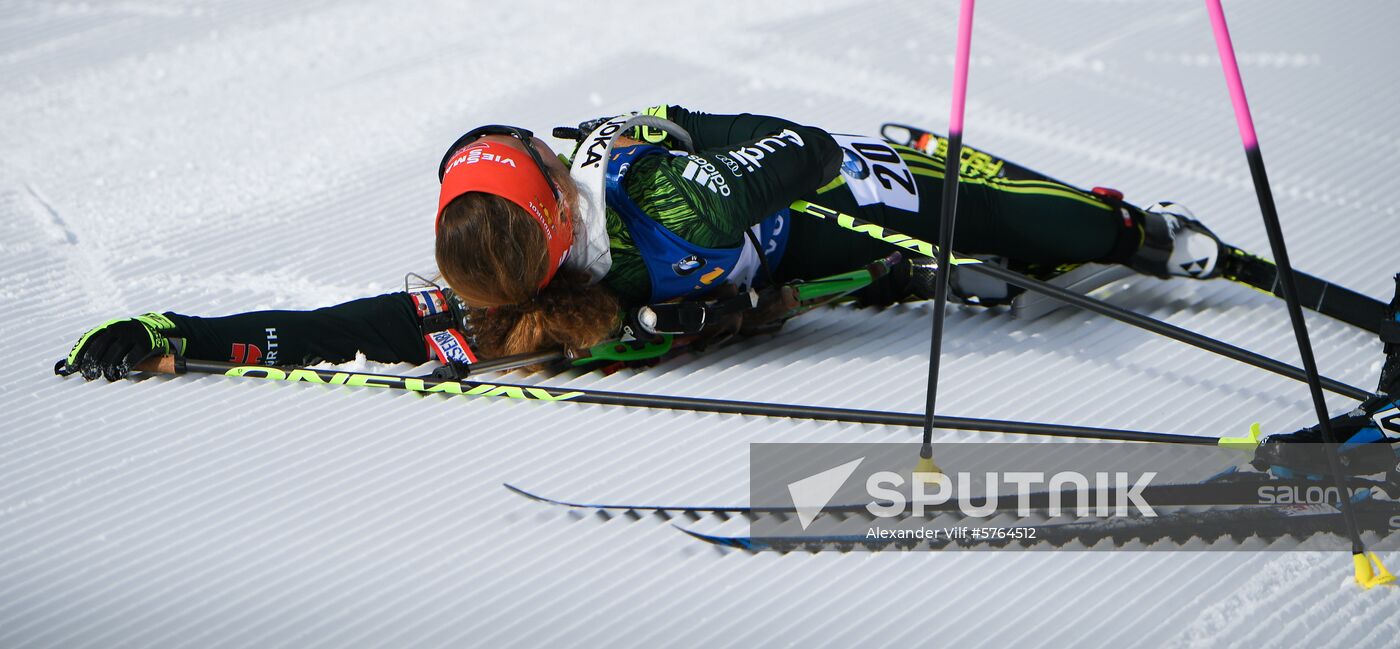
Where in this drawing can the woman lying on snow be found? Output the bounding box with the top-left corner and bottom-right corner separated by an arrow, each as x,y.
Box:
55,105 -> 1400,467
59,105 -> 1232,378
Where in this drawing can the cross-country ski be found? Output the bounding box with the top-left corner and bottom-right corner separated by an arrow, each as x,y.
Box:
13,1 -> 1400,647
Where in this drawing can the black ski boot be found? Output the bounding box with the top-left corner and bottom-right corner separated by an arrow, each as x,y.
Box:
1253,275 -> 1400,480
1125,202 -> 1227,279
1252,408 -> 1399,479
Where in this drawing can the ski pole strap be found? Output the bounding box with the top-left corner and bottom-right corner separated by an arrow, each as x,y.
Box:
618,254 -> 898,343
409,288 -> 479,368
626,289 -> 760,337
743,228 -> 777,288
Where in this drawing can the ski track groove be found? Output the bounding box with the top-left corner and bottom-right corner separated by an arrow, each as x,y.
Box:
3,0 -> 1398,646
17,394 -> 485,647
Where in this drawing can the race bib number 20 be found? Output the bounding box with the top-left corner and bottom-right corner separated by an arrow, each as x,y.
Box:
833,134 -> 919,213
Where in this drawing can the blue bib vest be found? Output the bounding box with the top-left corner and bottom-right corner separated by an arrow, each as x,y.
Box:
605,145 -> 789,303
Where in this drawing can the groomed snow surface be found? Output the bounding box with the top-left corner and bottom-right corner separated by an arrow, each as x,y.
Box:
4,0 -> 1399,646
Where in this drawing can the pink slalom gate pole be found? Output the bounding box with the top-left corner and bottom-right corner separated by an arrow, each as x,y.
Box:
1204,0 -> 1392,588
919,0 -> 976,465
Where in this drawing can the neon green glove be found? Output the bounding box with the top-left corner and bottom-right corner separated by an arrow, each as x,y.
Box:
58,313 -> 181,381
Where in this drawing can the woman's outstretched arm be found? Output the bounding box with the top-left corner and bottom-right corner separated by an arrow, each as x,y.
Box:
165,293 -> 430,366
62,292 -> 436,381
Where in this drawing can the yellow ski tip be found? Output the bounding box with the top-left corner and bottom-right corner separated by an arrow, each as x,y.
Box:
1218,422 -> 1263,451
1354,552 -> 1397,590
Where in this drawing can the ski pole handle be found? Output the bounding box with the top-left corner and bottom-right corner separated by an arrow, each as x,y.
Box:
135,355 -> 183,374
52,354 -> 183,377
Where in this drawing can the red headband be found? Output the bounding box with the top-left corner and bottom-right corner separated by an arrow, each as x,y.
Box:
436,140 -> 572,287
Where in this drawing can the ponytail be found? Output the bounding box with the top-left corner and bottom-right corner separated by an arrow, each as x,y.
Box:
436,172 -> 619,359
465,268 -> 620,358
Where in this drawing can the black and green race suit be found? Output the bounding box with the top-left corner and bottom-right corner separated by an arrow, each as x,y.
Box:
165,106 -> 1133,366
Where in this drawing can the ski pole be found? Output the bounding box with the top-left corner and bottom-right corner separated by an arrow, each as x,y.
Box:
1204,0 -> 1392,588
919,0 -> 978,473
793,201 -> 1374,402
127,356 -> 1214,445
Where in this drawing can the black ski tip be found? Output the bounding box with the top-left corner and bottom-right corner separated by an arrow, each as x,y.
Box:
503,484 -> 762,514
674,524 -> 758,551
502,483 -> 632,510
503,483 -> 558,504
